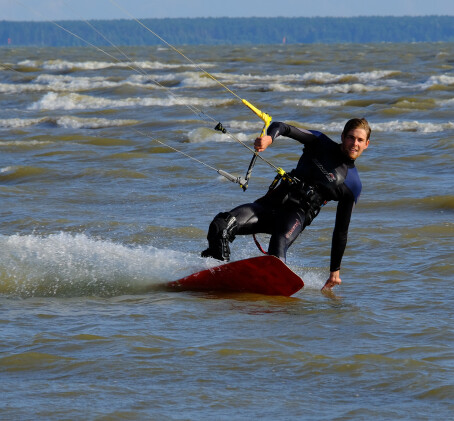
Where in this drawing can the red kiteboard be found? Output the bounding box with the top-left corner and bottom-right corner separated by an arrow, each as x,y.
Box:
166,255 -> 304,296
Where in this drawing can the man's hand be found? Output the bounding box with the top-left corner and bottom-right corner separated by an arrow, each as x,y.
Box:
322,270 -> 342,292
254,135 -> 273,152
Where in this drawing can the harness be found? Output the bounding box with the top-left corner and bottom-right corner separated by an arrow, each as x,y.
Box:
266,170 -> 327,225
252,171 -> 328,255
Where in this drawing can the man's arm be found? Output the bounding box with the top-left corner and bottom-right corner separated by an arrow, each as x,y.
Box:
255,121 -> 319,152
322,197 -> 354,291
330,198 -> 353,272
267,121 -> 319,144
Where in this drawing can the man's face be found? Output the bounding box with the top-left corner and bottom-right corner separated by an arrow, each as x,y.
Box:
341,128 -> 370,160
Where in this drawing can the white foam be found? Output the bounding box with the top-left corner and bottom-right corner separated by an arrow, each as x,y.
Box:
0,82 -> 50,94
298,268 -> 328,290
0,66 -> 409,97
228,120 -> 263,131
0,139 -> 52,146
273,83 -> 387,94
437,98 -> 454,107
0,118 -> 44,128
372,120 -> 454,133
283,98 -> 346,107
296,70 -> 398,84
293,121 -> 345,133
0,116 -> 137,130
17,58 -> 214,72
1,73 -> 177,95
423,74 -> 454,88
0,232 -> 209,298
288,120 -> 454,134
35,74 -> 119,90
35,73 -> 174,91
208,69 -> 397,85
180,71 -> 220,88
56,116 -> 138,129
187,127 -> 250,143
16,59 -> 39,67
186,119 -> 454,136
28,92 -> 229,111
126,73 -> 177,85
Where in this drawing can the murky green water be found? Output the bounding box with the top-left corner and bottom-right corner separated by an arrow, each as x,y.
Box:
1,41 -> 453,419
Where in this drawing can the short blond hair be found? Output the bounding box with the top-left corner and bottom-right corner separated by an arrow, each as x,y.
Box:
342,118 -> 371,140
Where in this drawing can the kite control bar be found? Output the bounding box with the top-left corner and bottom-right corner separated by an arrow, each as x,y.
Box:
215,99 -> 276,191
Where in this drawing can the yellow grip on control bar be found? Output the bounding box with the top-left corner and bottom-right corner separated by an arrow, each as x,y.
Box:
242,99 -> 272,136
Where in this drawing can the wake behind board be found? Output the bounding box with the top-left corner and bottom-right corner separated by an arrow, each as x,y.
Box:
167,255 -> 304,296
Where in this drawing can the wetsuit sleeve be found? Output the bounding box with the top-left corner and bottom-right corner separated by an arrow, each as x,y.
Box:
267,121 -> 319,145
330,196 -> 354,272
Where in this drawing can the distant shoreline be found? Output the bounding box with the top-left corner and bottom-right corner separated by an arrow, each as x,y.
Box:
1,16 -> 453,46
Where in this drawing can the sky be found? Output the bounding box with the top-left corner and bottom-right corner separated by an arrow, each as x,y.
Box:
2,0 -> 454,21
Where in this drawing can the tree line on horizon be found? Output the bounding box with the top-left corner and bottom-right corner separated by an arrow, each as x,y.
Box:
0,16 -> 453,47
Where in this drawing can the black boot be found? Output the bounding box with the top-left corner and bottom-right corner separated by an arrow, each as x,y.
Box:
201,212 -> 237,262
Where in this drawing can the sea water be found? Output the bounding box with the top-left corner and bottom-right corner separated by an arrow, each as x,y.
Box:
0,42 -> 453,419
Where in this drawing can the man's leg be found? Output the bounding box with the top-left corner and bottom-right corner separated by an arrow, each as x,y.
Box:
268,207 -> 305,262
201,202 -> 271,261
201,211 -> 238,261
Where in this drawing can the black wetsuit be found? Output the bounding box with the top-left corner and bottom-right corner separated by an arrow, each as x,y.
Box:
203,121 -> 362,272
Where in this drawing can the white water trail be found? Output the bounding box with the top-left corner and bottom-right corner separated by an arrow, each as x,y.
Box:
0,232 -> 211,298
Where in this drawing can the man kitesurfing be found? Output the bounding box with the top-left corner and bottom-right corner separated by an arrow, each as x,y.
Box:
24,0 -> 371,294
201,118 -> 371,292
